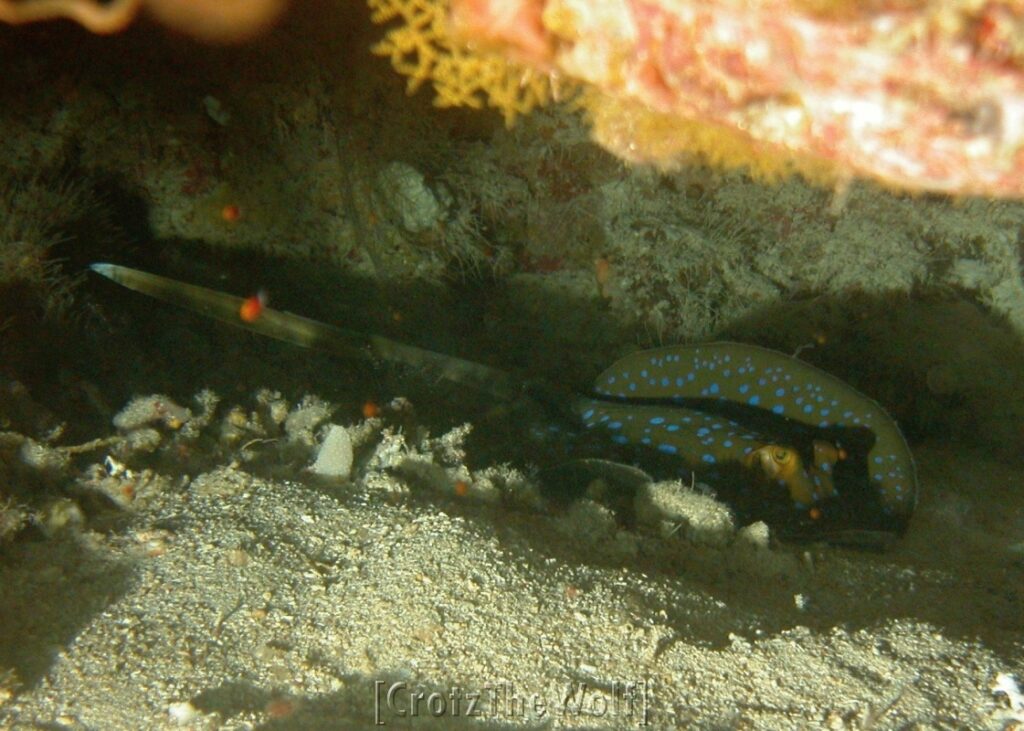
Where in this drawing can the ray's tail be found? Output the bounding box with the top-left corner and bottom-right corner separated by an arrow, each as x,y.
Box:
90,263 -> 522,400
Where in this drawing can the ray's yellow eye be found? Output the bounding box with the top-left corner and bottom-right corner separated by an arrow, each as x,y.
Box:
745,444 -> 800,480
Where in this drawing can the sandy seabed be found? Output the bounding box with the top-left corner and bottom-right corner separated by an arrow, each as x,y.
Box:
1,396 -> 1022,730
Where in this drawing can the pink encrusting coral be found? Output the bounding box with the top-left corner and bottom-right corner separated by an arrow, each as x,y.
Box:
451,0 -> 1024,197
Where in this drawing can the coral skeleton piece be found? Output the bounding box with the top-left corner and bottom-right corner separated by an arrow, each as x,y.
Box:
0,0 -> 286,42
0,0 -> 140,34
450,0 -> 1024,197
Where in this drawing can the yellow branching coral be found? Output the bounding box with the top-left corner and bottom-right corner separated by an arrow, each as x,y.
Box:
367,0 -> 550,126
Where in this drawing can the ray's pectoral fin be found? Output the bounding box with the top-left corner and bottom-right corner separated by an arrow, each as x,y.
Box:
582,342 -> 917,543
